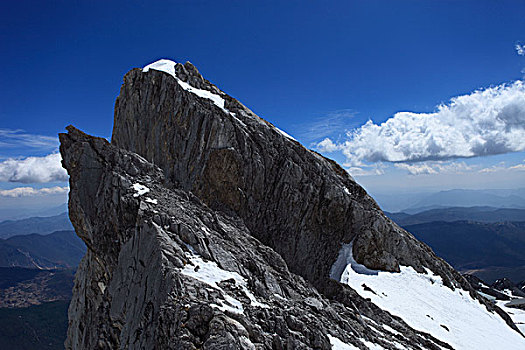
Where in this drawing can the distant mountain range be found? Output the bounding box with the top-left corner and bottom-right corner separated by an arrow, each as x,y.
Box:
385,206 -> 525,283
0,215 -> 81,350
0,212 -> 73,239
373,188 -> 525,213
384,208 -> 525,284
386,206 -> 525,226
0,230 -> 85,269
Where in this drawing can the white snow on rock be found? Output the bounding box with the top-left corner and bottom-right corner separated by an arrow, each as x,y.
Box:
328,335 -> 389,350
180,250 -> 268,314
132,183 -> 150,197
333,243 -> 525,350
274,126 -> 297,141
143,59 -> 177,79
176,79 -> 226,111
142,59 -> 228,113
327,335 -> 360,350
145,197 -> 157,204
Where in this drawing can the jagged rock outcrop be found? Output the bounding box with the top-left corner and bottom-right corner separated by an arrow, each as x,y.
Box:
62,59 -> 524,349
492,278 -> 525,298
111,60 -> 506,307
61,126 -> 451,349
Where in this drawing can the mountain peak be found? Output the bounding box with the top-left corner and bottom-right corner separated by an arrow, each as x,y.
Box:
61,61 -> 525,349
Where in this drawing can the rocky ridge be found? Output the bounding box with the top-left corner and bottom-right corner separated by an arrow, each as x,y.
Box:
61,126 -> 450,349
61,59 -> 524,349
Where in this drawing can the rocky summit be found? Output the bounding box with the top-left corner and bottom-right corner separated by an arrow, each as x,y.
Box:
60,59 -> 525,349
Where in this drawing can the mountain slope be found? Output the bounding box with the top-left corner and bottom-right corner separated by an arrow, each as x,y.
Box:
0,300 -> 69,350
113,60 -> 469,291
60,59 -> 525,349
61,126 -> 452,349
0,212 -> 73,239
0,230 -> 86,269
402,221 -> 525,283
0,267 -> 74,307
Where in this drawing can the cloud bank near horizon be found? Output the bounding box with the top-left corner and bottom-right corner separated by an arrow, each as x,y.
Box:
317,81 -> 525,166
0,186 -> 69,198
0,153 -> 68,183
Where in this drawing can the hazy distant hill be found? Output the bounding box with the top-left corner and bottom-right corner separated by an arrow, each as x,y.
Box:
405,189 -> 525,213
372,188 -> 525,213
0,230 -> 85,269
386,207 -> 525,226
403,221 -> 525,283
0,212 -> 73,239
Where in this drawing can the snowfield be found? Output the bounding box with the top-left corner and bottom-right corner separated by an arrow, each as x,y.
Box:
333,243 -> 525,350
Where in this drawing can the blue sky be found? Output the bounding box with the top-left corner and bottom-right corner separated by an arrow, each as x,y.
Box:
1,0 -> 524,214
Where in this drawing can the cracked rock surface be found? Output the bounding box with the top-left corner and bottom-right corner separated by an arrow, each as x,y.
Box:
61,60 -> 521,349
61,126 -> 451,349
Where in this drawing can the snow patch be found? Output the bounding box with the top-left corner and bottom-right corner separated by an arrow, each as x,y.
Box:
328,335 -> 360,350
381,324 -> 401,336
143,59 -> 177,78
274,127 -> 297,141
143,59 -> 231,115
145,197 -> 157,204
334,244 -> 525,349
496,299 -> 525,335
180,251 -> 268,314
330,243 -> 377,282
132,183 -> 150,197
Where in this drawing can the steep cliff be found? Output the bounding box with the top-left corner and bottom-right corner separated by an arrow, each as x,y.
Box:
60,126 -> 450,349
61,59 -> 525,349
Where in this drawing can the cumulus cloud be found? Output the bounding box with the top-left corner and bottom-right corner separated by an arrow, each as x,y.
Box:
317,138 -> 339,153
395,161 -> 473,175
0,186 -> 69,198
320,81 -> 525,165
346,166 -> 385,177
0,153 -> 68,183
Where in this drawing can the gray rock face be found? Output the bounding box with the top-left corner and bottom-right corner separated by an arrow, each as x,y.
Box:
61,126 -> 452,349
62,61 -> 521,349
111,62 -> 492,296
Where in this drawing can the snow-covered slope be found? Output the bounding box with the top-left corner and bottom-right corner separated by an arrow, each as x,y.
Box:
497,300 -> 525,335
332,243 -> 525,349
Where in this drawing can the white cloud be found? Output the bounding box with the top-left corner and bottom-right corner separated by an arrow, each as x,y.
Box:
516,44 -> 525,56
0,129 -> 58,149
321,81 -> 525,165
395,161 -> 473,175
509,163 -> 525,171
479,162 -> 525,173
344,162 -> 386,177
0,153 -> 68,183
317,138 -> 339,153
395,163 -> 438,175
346,166 -> 385,176
0,186 -> 69,198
